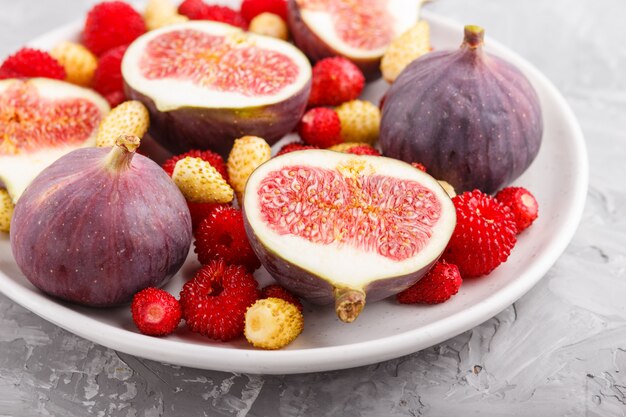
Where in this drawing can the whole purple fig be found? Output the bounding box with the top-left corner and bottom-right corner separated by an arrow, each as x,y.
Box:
10,136 -> 192,307
379,25 -> 543,194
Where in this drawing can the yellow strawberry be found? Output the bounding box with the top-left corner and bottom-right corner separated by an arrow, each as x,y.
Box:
227,136 -> 271,202
245,298 -> 304,350
173,157 -> 234,204
96,100 -> 150,148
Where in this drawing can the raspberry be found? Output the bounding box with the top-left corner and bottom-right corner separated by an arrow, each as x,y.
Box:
244,298 -> 303,349
335,99 -> 381,144
345,145 -> 381,156
194,205 -> 261,271
162,149 -> 228,181
443,190 -> 517,278
131,287 -> 182,336
495,187 -> 539,233
92,44 -> 128,107
308,57 -> 365,107
276,141 -> 319,156
187,202 -> 230,231
411,162 -> 427,172
82,1 -> 146,56
180,260 -> 259,341
261,284 -> 303,311
297,108 -> 342,148
179,0 -> 247,29
0,48 -> 66,80
396,261 -> 462,304
240,0 -> 288,23
172,157 -> 234,204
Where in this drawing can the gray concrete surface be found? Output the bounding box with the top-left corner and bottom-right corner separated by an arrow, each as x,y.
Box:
1,0 -> 625,415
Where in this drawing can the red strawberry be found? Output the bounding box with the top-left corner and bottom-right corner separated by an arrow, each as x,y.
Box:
92,44 -> 128,107
495,187 -> 539,234
396,261 -> 462,304
276,141 -> 319,156
308,57 -> 365,107
345,145 -> 381,156
298,107 -> 342,148
411,162 -> 427,172
131,287 -> 182,336
443,190 -> 517,278
180,260 -> 259,341
240,0 -> 288,23
261,284 -> 303,311
194,205 -> 261,271
0,48 -> 66,80
82,1 -> 146,56
179,0 -> 248,29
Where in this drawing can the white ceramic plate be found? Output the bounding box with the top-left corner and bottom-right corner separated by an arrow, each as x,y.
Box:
0,10 -> 588,374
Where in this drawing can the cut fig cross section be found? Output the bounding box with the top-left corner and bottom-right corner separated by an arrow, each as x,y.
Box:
123,21 -> 312,157
0,78 -> 109,201
244,150 -> 456,322
288,0 -> 420,79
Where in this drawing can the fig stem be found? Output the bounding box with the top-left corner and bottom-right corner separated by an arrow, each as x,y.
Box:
463,25 -> 485,49
104,135 -> 140,172
335,288 -> 366,323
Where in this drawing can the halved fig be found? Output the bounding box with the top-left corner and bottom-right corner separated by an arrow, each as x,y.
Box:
122,21 -> 312,157
287,0 -> 420,79
0,78 -> 109,201
243,150 -> 456,322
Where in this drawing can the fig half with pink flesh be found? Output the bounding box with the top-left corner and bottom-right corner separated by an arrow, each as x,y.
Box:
0,78 -> 109,201
243,150 -> 456,322
122,21 -> 312,157
287,0 -> 420,80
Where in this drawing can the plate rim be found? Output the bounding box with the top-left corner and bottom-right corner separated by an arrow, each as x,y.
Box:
0,11 -> 589,374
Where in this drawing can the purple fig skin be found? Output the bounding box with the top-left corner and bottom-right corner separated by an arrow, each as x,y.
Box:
379,26 -> 543,195
10,145 -> 192,307
243,205 -> 437,306
287,0 -> 382,81
125,80 -> 311,159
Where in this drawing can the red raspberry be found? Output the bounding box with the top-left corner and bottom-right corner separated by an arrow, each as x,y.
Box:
396,261 -> 462,304
180,260 -> 259,341
298,108 -> 342,148
495,187 -> 539,234
162,149 -> 228,181
0,48 -> 66,80
131,287 -> 182,336
411,162 -> 427,172
308,57 -> 365,107
82,1 -> 146,56
345,145 -> 381,156
276,141 -> 319,156
194,205 -> 261,271
179,0 -> 248,29
443,190 -> 517,278
92,44 -> 128,107
240,0 -> 288,23
261,284 -> 303,311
